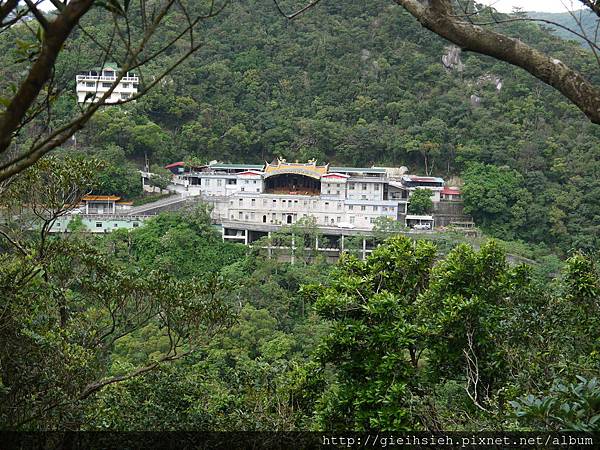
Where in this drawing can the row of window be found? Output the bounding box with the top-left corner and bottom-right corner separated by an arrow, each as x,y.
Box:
348,183 -> 380,191
229,197 -> 392,213
81,81 -> 139,89
203,178 -> 260,187
230,212 -> 378,225
95,222 -> 139,228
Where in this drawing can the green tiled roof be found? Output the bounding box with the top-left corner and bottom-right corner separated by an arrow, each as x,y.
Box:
210,163 -> 265,170
330,166 -> 386,173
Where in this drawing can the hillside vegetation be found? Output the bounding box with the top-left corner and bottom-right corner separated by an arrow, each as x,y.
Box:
21,0 -> 592,252
1,2 -> 600,432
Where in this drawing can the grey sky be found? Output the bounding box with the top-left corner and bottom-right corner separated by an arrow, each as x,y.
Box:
480,0 -> 584,13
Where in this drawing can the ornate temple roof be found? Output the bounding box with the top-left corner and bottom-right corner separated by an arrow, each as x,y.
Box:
264,158 -> 329,179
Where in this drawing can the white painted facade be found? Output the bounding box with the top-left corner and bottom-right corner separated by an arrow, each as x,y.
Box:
76,64 -> 139,104
165,160 -> 445,231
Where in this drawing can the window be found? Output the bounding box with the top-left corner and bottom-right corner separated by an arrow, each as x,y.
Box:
374,184 -> 380,191
239,198 -> 243,204
133,84 -> 139,89
361,195 -> 367,200
133,222 -> 139,228
121,93 -> 130,100
217,179 -> 223,187
337,217 -> 341,222
103,70 -> 115,77
349,183 -> 355,190
373,206 -> 378,212
96,222 -> 102,228
238,212 -> 243,219
337,203 -> 342,210
122,83 -> 130,89
350,216 -> 355,224
262,199 -> 267,206
361,205 -> 366,211
114,223 -> 118,227
205,179 -> 211,186
251,199 -> 256,206
336,190 -> 341,195
324,216 -> 329,224
349,205 -> 353,210
362,183 -> 367,190
251,212 -> 255,220
370,217 -> 376,224
227,179 -> 237,185
327,190 -> 331,194
102,82 -> 112,88
241,187 -> 245,192
85,82 -> 95,87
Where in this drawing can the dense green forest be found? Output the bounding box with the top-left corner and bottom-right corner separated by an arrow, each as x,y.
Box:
1,0 -> 598,251
0,156 -> 598,431
1,0 -> 600,434
84,0 -> 600,253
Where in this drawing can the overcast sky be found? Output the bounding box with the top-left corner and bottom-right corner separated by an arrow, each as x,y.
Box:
479,0 -> 584,13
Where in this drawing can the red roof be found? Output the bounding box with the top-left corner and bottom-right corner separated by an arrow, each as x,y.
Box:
238,170 -> 263,176
441,187 -> 461,195
165,161 -> 185,169
322,173 -> 349,179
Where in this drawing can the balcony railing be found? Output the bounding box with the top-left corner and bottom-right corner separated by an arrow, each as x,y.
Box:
76,75 -> 139,82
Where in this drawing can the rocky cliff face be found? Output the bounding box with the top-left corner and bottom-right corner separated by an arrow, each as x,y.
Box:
443,46 -> 503,108
442,45 -> 464,72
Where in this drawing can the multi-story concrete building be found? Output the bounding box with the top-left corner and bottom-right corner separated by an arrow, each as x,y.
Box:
76,63 -> 139,103
165,159 -> 450,236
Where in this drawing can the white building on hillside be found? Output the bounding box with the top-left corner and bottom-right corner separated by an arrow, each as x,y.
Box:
164,159 -> 446,232
76,63 -> 139,104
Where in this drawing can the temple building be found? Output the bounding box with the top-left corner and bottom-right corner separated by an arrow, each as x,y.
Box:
165,159 -> 456,236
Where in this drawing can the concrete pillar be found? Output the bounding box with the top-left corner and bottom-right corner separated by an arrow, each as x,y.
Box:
268,232 -> 272,258
244,229 -> 248,245
341,234 -> 345,253
221,226 -> 225,242
291,234 -> 296,265
362,237 -> 367,260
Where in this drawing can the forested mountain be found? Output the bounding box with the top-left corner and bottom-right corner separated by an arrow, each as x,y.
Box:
14,0 -> 592,252
1,1 -> 600,434
527,9 -> 599,47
